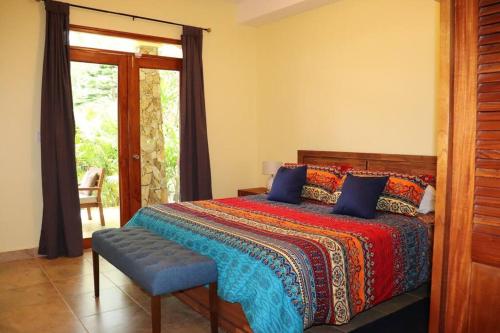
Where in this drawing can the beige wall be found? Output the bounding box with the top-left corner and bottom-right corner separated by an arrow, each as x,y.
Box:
0,0 -> 259,252
0,0 -> 439,252
256,0 -> 440,166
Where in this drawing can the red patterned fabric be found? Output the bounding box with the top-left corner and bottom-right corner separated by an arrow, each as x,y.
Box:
128,195 -> 431,331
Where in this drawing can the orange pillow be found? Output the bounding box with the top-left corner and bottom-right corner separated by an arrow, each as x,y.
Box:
284,163 -> 350,204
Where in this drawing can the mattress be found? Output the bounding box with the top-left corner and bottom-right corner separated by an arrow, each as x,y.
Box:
126,194 -> 430,333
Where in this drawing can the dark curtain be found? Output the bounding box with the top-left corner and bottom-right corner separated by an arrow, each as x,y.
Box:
39,0 -> 83,259
180,26 -> 213,201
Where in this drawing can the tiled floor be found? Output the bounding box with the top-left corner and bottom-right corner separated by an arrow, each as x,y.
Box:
0,250 -> 212,333
0,251 -> 429,333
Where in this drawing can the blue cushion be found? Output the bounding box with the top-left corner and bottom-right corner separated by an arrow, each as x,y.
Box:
332,174 -> 389,219
92,228 -> 217,296
267,165 -> 307,204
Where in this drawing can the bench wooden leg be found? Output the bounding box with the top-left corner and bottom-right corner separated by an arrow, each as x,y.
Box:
151,295 -> 161,333
92,250 -> 99,298
209,282 -> 218,333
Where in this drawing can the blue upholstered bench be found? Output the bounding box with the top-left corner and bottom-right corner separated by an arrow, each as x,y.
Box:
92,227 -> 218,333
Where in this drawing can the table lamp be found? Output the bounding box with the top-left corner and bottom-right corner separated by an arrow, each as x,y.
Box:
262,161 -> 282,191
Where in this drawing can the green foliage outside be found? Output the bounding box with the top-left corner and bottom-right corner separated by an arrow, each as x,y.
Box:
160,70 -> 180,202
71,62 -> 180,207
72,62 -> 120,207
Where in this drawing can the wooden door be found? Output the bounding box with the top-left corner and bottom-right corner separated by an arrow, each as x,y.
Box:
71,46 -> 182,226
430,1 -> 500,332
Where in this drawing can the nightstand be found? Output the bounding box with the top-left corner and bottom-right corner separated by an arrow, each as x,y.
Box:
237,187 -> 267,197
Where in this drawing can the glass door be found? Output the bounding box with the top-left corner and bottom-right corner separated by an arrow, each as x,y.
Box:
68,27 -> 183,245
70,49 -> 130,238
129,55 -> 182,213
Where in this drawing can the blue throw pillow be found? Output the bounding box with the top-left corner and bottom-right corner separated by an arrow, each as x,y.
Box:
267,165 -> 307,204
332,174 -> 389,219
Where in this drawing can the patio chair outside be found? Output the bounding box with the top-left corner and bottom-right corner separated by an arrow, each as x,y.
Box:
79,167 -> 106,226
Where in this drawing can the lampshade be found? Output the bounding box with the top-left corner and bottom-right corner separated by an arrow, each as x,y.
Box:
262,161 -> 282,175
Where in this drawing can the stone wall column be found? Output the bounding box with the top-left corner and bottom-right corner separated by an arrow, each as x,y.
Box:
139,46 -> 168,206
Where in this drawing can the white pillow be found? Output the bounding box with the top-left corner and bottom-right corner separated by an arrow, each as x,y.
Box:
418,185 -> 436,214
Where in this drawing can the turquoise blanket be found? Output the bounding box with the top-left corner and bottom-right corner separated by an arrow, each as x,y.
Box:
127,207 -> 303,333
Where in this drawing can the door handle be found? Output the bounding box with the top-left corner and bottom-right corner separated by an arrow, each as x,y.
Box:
132,154 -> 140,160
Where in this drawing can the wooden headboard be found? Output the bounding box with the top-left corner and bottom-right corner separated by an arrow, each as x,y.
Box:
298,150 -> 437,176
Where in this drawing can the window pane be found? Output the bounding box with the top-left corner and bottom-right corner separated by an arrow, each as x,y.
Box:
71,61 -> 121,237
69,31 -> 182,58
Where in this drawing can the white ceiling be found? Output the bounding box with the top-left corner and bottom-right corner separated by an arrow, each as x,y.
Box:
234,0 -> 339,26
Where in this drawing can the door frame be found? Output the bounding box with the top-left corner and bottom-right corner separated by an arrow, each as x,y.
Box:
71,44 -> 182,240
428,0 -> 453,331
128,55 -> 182,214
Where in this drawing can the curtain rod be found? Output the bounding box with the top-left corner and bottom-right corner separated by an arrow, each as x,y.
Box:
36,0 -> 211,32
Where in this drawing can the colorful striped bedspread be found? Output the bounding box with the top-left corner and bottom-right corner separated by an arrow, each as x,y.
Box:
126,194 -> 430,333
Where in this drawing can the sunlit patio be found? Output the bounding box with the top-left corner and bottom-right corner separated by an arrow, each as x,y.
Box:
81,206 -> 120,239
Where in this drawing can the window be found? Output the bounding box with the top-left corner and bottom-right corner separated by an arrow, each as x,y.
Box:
69,30 -> 182,58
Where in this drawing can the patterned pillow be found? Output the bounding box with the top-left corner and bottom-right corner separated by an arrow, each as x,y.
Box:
419,174 -> 436,187
332,170 -> 429,216
284,163 -> 348,204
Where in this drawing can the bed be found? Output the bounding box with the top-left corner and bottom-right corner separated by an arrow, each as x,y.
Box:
126,150 -> 437,333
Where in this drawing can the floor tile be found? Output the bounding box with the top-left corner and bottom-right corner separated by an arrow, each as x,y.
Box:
0,260 -> 49,291
172,322 -> 212,333
37,255 -> 87,267
0,282 -> 60,311
103,268 -> 134,286
95,257 -> 119,272
53,273 -> 115,297
0,298 -> 87,333
64,285 -> 136,318
83,249 -> 93,260
42,259 -> 93,280
81,304 -> 151,333
0,249 -> 35,264
118,283 -> 151,311
161,295 -> 208,328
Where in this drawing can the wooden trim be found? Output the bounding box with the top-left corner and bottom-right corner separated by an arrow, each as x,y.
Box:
83,237 -> 92,249
441,0 -> 478,331
70,24 -> 181,45
297,150 -> 437,176
429,0 -> 453,332
70,46 -> 134,57
135,55 -> 182,71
